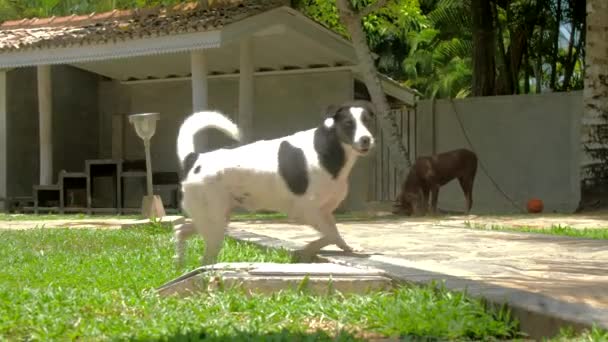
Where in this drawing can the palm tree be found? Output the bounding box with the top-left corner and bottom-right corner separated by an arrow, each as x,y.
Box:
403,0 -> 473,98
584,0 -> 608,186
335,0 -> 411,170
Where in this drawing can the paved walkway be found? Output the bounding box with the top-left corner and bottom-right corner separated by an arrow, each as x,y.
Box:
227,217 -> 608,339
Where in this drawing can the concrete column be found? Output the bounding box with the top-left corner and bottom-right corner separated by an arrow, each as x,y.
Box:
0,71 -> 6,211
191,51 -> 209,112
191,51 -> 209,148
239,37 -> 254,143
37,65 -> 53,185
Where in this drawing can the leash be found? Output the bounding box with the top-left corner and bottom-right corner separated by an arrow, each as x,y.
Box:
448,99 -> 526,213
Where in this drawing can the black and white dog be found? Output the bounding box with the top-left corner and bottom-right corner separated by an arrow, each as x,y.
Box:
173,100 -> 376,267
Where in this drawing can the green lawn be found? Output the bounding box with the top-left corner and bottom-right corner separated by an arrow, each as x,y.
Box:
464,222 -> 608,240
0,224 -> 524,341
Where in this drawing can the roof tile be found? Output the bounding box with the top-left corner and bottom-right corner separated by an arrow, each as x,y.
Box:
0,0 -> 287,52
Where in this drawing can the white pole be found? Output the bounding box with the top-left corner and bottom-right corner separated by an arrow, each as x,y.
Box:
239,37 -> 254,142
144,139 -> 153,197
37,65 -> 53,186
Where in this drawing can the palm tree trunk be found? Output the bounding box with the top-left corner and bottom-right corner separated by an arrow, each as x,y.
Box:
535,23 -> 545,93
335,0 -> 411,170
471,0 -> 496,96
584,0 -> 608,186
563,22 -> 583,90
550,0 -> 562,90
524,46 -> 531,94
493,2 -> 512,95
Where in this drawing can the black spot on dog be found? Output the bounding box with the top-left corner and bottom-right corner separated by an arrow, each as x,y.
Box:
278,141 -> 309,195
314,124 -> 345,179
181,152 -> 198,179
193,165 -> 201,174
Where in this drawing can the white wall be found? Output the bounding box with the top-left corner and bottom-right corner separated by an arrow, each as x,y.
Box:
100,70 -> 371,210
415,91 -> 582,214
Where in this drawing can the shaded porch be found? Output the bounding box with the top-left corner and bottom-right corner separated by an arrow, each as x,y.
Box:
0,2 -> 417,214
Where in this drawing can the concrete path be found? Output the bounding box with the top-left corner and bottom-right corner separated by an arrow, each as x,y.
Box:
227,218 -> 608,339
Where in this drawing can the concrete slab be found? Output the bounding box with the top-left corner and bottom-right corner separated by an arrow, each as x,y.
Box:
0,215 -> 185,230
119,215 -> 184,229
156,262 -> 393,298
226,221 -> 608,340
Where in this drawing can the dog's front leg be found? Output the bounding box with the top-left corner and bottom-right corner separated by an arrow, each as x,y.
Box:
296,235 -> 333,262
321,211 -> 358,253
430,185 -> 440,215
296,210 -> 358,262
421,187 -> 430,216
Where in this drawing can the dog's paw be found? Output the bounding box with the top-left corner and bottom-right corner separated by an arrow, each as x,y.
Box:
338,243 -> 364,254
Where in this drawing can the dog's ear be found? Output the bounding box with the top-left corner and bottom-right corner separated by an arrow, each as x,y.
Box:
324,104 -> 345,119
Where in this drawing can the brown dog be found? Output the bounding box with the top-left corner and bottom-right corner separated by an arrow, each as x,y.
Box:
393,148 -> 478,216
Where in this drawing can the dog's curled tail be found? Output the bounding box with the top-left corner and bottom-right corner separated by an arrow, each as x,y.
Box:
177,111 -> 241,162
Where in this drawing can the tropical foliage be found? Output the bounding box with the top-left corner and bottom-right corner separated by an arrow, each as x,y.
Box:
0,0 -> 586,99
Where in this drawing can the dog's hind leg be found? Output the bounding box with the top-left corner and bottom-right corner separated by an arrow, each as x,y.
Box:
173,222 -> 196,268
430,185 -> 440,215
458,176 -> 474,214
192,212 -> 227,266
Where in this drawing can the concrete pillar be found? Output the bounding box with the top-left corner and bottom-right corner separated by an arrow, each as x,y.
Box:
191,51 -> 209,112
239,37 -> 254,142
0,71 -> 6,211
37,65 -> 53,185
191,51 -> 209,148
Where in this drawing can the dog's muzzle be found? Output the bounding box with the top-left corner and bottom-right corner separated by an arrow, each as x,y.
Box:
357,136 -> 373,154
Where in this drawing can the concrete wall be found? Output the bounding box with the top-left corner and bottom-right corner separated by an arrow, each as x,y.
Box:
415,91 -> 582,214
6,66 -> 100,197
100,71 -> 371,210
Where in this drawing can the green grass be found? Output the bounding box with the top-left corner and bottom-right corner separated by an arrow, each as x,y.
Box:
550,326 -> 608,341
464,222 -> 608,240
0,225 -> 524,341
0,213 -> 141,221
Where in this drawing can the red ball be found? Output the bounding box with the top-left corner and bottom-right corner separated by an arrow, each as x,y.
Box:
527,198 -> 544,213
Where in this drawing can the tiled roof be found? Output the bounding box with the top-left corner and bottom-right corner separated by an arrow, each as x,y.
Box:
0,0 -> 287,52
